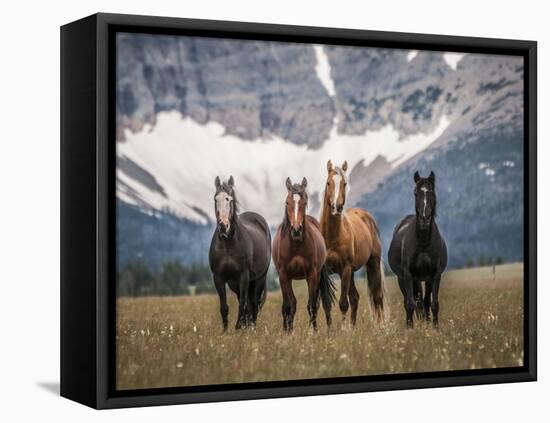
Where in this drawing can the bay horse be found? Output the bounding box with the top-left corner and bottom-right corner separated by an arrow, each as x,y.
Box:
208,176 -> 271,331
272,177 -> 336,332
320,160 -> 386,325
388,171 -> 447,328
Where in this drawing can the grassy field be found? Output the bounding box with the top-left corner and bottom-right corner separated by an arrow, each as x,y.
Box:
116,263 -> 524,390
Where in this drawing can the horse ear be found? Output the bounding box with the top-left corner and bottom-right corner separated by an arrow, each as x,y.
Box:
414,171 -> 420,183
428,171 -> 435,186
342,161 -> 348,172
215,176 -> 221,189
286,177 -> 292,191
327,160 -> 333,172
302,177 -> 308,189
228,175 -> 234,187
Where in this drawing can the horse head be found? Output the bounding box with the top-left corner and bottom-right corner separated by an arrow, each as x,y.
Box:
325,160 -> 348,216
285,177 -> 308,241
413,171 -> 437,232
214,175 -> 238,239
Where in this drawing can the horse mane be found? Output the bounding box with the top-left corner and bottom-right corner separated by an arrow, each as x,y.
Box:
281,206 -> 290,233
334,166 -> 348,183
428,184 -> 438,218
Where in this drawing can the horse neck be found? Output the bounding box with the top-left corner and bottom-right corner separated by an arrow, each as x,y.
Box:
219,213 -> 241,243
321,202 -> 344,242
415,216 -> 434,247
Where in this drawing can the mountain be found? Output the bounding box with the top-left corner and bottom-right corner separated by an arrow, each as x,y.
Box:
116,33 -> 334,147
359,129 -> 524,268
115,33 -> 524,271
116,200 -> 214,271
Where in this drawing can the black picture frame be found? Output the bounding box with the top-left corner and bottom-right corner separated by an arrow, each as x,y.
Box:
60,12 -> 537,409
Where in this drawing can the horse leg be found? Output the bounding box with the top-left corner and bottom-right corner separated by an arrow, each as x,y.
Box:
431,273 -> 441,327
288,286 -> 297,332
306,270 -> 320,332
339,264 -> 352,321
414,281 -> 424,320
213,274 -> 229,332
235,273 -> 250,330
349,273 -> 360,326
250,274 -> 266,326
366,256 -> 384,323
247,280 -> 258,327
397,276 -> 406,297
423,280 -> 432,322
402,269 -> 415,328
320,270 -> 333,329
280,272 -> 296,332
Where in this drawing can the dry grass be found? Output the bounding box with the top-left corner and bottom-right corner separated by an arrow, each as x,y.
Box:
116,263 -> 524,390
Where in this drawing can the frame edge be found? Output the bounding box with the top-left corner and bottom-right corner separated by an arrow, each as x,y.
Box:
60,13 -> 99,409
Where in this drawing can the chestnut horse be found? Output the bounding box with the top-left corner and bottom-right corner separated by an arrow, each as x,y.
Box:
320,160 -> 386,324
272,177 -> 336,332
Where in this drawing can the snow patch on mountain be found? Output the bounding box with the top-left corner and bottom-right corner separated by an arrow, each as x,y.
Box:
407,50 -> 419,62
443,52 -> 465,70
313,45 -> 336,97
117,111 -> 450,227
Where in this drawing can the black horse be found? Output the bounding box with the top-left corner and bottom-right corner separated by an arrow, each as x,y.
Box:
388,171 -> 447,328
208,176 -> 272,331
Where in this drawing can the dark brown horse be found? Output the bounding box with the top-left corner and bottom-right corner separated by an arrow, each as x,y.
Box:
272,177 -> 336,332
209,176 -> 271,331
388,171 -> 447,327
320,160 -> 386,325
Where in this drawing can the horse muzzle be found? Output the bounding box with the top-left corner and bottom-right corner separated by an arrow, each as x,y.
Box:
417,216 -> 431,231
218,222 -> 230,237
290,225 -> 303,240
331,204 -> 343,215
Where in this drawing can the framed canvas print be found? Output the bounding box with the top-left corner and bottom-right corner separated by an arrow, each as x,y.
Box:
60,13 -> 537,409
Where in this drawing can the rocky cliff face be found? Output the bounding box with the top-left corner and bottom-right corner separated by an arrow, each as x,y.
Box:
117,33 -> 334,147
327,48 -> 523,140
333,49 -> 523,202
118,35 -> 523,150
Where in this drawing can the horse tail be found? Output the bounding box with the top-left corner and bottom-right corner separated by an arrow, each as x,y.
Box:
366,260 -> 390,322
380,260 -> 390,321
319,265 -> 337,311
